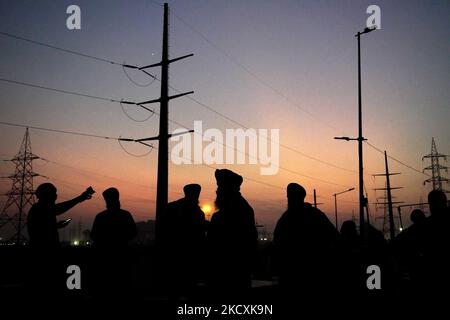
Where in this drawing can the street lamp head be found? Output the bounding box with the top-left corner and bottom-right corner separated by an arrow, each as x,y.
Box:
334,187 -> 356,196
362,26 -> 377,34
355,26 -> 377,37
334,136 -> 350,141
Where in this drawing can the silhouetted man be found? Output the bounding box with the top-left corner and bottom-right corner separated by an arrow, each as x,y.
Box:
395,209 -> 427,250
428,190 -> 448,219
90,187 -> 137,248
27,183 -> 93,248
161,184 -> 206,298
90,187 -> 136,300
207,169 -> 257,298
426,190 -> 449,250
410,209 -> 427,225
424,190 -> 449,292
336,220 -> 362,294
273,183 -> 338,295
340,220 -> 360,247
26,183 -> 93,297
393,209 -> 428,292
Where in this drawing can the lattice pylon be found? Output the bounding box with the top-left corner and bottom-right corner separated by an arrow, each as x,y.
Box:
0,128 -> 40,243
423,137 -> 449,193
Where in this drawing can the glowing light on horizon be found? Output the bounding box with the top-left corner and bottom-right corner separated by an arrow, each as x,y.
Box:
202,204 -> 213,214
201,203 -> 214,220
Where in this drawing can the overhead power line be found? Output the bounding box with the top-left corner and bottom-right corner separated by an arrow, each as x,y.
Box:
167,80 -> 358,174
1,78 -> 155,124
0,78 -> 354,180
39,158 -> 163,192
171,10 -> 343,134
0,21 -> 345,210
132,111 -> 352,188
0,30 -> 137,68
365,141 -> 430,177
153,143 -> 286,191
0,121 -> 127,141
0,78 -> 124,103
0,125 -> 286,192
0,121 -> 289,192
0,28 -> 357,174
41,155 -> 280,197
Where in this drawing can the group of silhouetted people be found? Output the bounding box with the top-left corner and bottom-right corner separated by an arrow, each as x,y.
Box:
159,169 -> 257,300
27,183 -> 137,249
24,168 -> 449,303
26,183 -> 137,300
392,189 -> 450,294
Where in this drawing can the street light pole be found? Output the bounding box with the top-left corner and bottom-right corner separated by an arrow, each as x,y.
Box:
356,30 -> 365,240
332,187 -> 355,230
336,27 -> 376,239
334,193 -> 338,229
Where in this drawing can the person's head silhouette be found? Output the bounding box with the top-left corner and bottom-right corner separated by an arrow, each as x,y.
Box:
428,190 -> 447,216
184,184 -> 201,203
287,183 -> 306,210
35,183 -> 57,204
215,169 -> 243,191
410,209 -> 426,225
103,187 -> 120,210
214,169 -> 243,209
340,220 -> 358,238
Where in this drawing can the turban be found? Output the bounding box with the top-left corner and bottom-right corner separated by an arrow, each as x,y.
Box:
215,169 -> 243,190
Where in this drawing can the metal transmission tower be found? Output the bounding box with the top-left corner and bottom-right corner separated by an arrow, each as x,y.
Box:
423,137 -> 449,193
0,128 -> 40,243
373,151 -> 403,239
121,3 -> 193,242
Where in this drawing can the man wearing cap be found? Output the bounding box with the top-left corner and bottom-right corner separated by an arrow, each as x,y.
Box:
27,182 -> 93,248
90,187 -> 137,299
207,169 -> 257,297
161,184 -> 206,298
90,187 -> 137,248
423,190 -> 450,292
274,183 -> 338,295
26,182 -> 93,296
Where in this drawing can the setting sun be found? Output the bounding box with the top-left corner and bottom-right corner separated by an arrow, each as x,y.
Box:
201,204 -> 212,214
201,204 -> 214,218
